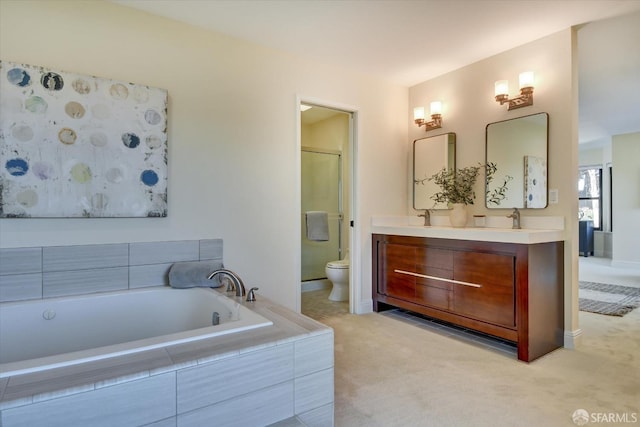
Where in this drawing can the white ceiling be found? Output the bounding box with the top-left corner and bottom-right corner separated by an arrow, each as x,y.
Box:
113,0 -> 640,145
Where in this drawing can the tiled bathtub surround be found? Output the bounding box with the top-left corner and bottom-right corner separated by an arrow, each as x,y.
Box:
0,297 -> 334,426
0,238 -> 335,426
0,239 -> 223,302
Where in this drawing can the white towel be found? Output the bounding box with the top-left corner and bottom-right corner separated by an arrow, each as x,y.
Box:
305,211 -> 329,241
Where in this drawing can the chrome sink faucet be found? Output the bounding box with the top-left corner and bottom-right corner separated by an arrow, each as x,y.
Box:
507,207 -> 521,229
208,269 -> 246,297
418,209 -> 431,226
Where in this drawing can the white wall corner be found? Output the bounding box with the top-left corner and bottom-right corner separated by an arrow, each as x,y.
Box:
357,299 -> 374,314
564,328 -> 583,349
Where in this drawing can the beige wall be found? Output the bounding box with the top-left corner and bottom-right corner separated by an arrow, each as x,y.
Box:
579,147 -> 605,165
0,1 -> 409,312
408,29 -> 581,341
0,2 -> 592,337
302,114 -> 350,152
612,132 -> 640,267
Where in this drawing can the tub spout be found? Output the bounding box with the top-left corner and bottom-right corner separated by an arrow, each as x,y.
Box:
207,269 -> 246,297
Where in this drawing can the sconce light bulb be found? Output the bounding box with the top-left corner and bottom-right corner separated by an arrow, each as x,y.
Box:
519,71 -> 534,89
495,80 -> 509,97
430,101 -> 442,116
413,106 -> 425,121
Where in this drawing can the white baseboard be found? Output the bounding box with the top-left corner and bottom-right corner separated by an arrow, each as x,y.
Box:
564,328 -> 583,349
301,279 -> 331,293
611,260 -> 640,269
357,299 -> 373,314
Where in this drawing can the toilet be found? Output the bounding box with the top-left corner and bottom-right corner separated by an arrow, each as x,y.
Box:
325,251 -> 349,302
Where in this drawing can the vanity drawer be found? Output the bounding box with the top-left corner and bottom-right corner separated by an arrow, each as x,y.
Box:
381,243 -> 416,300
452,251 -> 515,328
415,280 -> 451,310
416,247 -> 453,271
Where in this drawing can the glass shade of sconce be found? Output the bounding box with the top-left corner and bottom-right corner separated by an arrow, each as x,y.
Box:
414,102 -> 442,131
519,71 -> 534,89
494,80 -> 509,101
430,101 -> 442,115
495,72 -> 534,110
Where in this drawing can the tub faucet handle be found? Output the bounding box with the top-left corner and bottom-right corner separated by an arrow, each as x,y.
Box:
246,287 -> 259,302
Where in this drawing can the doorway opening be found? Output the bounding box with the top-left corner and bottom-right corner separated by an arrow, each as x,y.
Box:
299,102 -> 355,319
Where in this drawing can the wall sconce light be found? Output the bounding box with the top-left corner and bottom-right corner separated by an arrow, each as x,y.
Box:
495,71 -> 534,110
414,101 -> 442,131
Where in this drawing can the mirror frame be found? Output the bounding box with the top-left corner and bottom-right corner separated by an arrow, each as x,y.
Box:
413,132 -> 456,210
485,112 -> 549,209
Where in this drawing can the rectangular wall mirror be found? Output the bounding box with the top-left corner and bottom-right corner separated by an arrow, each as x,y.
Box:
485,112 -> 548,209
413,133 -> 456,210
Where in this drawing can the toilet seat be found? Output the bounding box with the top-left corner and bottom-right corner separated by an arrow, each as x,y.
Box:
326,260 -> 349,269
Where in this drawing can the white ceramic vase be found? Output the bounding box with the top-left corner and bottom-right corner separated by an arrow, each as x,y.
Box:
449,203 -> 468,227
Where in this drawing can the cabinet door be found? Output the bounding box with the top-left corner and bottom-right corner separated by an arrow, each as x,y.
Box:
452,251 -> 515,328
415,247 -> 453,310
381,243 -> 416,301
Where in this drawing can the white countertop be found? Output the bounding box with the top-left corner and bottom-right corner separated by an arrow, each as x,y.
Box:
371,215 -> 565,244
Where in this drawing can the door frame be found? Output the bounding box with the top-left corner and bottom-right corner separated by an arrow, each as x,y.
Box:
296,95 -> 360,314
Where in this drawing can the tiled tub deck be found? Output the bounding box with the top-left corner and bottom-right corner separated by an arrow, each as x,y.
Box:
0,241 -> 334,426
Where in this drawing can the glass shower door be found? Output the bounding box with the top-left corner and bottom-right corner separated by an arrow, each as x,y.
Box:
301,150 -> 342,281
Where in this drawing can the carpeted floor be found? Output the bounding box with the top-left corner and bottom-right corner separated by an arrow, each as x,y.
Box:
301,258 -> 640,426
316,305 -> 640,426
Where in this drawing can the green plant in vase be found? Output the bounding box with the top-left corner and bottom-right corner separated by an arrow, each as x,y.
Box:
429,165 -> 480,206
425,163 -> 512,227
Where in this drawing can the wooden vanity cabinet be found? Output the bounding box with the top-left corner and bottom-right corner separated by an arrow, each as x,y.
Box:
372,234 -> 564,362
452,251 -> 515,328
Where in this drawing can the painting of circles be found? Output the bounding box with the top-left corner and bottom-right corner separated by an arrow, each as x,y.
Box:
0,60 -> 168,217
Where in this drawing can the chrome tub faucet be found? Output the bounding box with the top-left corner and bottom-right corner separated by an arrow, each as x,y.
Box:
208,269 -> 246,297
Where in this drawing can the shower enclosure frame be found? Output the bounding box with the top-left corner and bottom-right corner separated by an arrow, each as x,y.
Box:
301,147 -> 344,282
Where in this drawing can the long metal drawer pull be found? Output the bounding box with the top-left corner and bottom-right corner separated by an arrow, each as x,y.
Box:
394,269 -> 482,288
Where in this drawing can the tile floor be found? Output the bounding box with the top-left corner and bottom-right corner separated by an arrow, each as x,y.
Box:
301,282 -> 349,320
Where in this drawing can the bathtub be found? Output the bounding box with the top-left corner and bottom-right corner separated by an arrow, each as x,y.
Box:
0,287 -> 272,378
